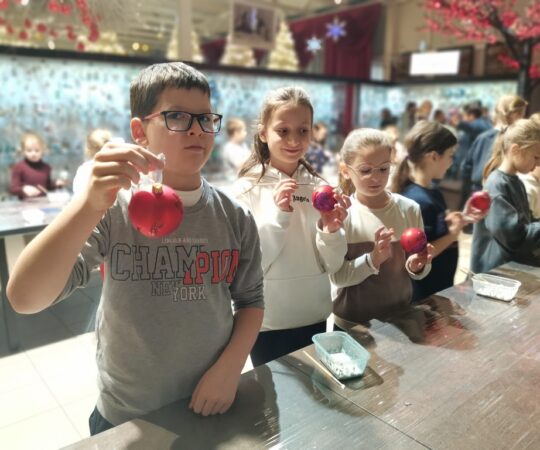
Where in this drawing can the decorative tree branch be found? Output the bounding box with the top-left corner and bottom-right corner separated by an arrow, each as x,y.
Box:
424,0 -> 540,101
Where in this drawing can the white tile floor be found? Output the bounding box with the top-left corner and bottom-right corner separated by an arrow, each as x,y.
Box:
0,227 -> 474,450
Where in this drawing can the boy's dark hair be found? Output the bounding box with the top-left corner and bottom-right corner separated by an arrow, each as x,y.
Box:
392,120 -> 457,193
130,62 -> 210,119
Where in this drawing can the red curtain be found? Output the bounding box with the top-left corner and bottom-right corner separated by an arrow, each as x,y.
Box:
289,3 -> 382,79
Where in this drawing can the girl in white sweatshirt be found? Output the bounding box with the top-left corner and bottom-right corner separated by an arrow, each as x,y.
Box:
330,129 -> 433,336
234,87 -> 350,366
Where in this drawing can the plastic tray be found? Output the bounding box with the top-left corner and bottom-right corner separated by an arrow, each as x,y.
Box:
312,331 -> 370,380
471,273 -> 521,302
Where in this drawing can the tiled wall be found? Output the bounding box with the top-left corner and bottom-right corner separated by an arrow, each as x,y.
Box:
0,54 -> 348,195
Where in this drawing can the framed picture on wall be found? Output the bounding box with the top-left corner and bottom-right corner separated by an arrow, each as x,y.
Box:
484,42 -> 519,75
230,1 -> 277,50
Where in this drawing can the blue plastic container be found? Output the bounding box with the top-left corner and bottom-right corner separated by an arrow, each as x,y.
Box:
312,331 -> 370,380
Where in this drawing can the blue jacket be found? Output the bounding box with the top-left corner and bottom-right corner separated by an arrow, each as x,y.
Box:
461,128 -> 499,190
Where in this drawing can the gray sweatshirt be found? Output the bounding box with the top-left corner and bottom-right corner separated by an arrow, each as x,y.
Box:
55,179 -> 264,425
471,170 -> 540,273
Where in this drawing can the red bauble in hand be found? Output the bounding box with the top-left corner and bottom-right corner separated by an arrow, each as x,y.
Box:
312,185 -> 337,212
128,183 -> 183,238
400,228 -> 427,254
469,191 -> 491,212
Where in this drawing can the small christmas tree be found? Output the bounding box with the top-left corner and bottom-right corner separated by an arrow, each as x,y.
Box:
220,34 -> 256,67
167,27 -> 204,63
267,21 -> 299,72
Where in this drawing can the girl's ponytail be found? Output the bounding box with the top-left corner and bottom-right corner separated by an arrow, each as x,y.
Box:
391,156 -> 412,193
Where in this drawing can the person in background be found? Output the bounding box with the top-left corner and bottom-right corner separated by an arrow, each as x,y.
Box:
329,128 -> 433,339
450,102 -> 492,177
379,108 -> 397,129
72,128 -> 113,195
433,109 -> 447,125
416,100 -> 433,121
399,101 -> 417,138
305,121 -> 333,174
471,117 -> 540,273
393,121 -> 485,301
221,117 -> 250,178
461,95 -> 527,194
7,61 -> 264,434
9,132 -> 64,199
234,87 -> 350,367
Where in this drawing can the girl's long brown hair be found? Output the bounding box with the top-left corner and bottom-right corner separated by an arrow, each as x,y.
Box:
392,120 -> 457,193
238,86 -> 319,182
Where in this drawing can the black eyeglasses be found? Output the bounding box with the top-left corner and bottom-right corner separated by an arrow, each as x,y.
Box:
143,110 -> 223,134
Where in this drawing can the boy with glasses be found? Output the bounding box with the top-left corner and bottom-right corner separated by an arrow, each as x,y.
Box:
7,62 -> 264,435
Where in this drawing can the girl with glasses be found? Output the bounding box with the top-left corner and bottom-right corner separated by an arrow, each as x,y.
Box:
330,128 -> 433,340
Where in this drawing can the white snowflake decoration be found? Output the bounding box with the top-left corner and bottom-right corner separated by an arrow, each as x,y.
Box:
326,17 -> 347,42
306,35 -> 323,54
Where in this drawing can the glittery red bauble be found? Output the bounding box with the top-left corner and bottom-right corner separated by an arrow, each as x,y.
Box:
128,183 -> 183,238
400,228 -> 427,254
469,191 -> 491,212
312,185 -> 337,212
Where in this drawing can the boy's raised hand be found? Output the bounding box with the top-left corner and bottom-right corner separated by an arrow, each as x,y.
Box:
370,226 -> 394,269
318,190 -> 351,233
407,243 -> 434,273
273,178 -> 298,212
85,141 -> 164,212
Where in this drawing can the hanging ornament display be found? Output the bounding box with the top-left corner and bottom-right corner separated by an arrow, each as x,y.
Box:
325,17 -> 347,42
306,35 -> 323,54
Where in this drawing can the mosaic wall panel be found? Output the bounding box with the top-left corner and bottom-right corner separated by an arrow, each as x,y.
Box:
0,54 -> 348,195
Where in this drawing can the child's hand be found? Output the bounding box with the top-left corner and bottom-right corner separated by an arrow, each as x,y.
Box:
189,360 -> 241,416
462,198 -> 488,223
22,185 -> 41,198
273,179 -> 298,212
445,211 -> 467,236
318,190 -> 351,233
370,226 -> 394,269
407,243 -> 434,273
85,142 -> 164,212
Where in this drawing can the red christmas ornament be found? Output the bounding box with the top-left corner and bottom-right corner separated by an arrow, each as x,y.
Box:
469,191 -> 491,212
0,0 -> 8,10
312,185 -> 337,212
128,183 -> 184,238
24,18 -> 32,28
76,41 -> 85,52
400,228 -> 428,254
19,30 -> 29,40
36,23 -> 47,33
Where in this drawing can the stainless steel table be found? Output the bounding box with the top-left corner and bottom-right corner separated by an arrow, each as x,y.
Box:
0,197 -> 70,351
63,262 -> 540,449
